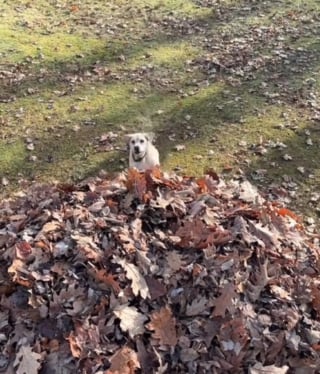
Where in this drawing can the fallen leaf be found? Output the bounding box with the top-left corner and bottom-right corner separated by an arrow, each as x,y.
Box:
126,168 -> 147,200
212,282 -> 236,317
115,256 -> 150,299
247,260 -> 272,302
186,296 -> 208,316
2,176 -> 9,186
174,144 -> 186,151
15,241 -> 33,260
14,345 -> 42,374
106,346 -> 140,374
249,363 -> 289,374
147,306 -> 177,346
114,304 -> 147,338
89,268 -> 121,294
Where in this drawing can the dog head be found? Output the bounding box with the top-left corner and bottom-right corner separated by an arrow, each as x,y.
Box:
126,133 -> 154,161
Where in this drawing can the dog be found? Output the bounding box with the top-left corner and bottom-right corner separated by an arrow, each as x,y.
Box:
126,133 -> 160,171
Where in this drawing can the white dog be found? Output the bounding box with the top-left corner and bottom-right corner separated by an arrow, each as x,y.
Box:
127,133 -> 160,171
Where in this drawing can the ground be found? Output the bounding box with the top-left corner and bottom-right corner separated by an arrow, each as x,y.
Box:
1,0 -> 320,222
2,2 -> 320,372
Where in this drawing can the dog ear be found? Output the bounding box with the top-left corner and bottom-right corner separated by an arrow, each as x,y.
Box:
124,134 -> 134,143
124,134 -> 134,151
145,132 -> 155,142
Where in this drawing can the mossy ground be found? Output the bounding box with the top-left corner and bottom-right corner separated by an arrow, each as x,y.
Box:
1,0 -> 320,221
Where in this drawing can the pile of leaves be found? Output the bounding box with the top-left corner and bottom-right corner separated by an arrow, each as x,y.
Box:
1,168 -> 320,373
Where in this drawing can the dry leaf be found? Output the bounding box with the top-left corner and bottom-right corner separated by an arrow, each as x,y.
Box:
249,363 -> 289,374
270,284 -> 292,301
174,144 -> 186,151
89,268 -> 121,294
114,304 -> 147,338
40,221 -> 61,234
166,251 -> 184,273
126,168 -> 147,200
186,296 -> 208,316
14,345 -> 42,374
147,306 -> 177,346
136,338 -> 157,373
107,346 -> 140,374
247,260 -> 272,302
212,282 -> 236,317
237,180 -> 264,204
115,256 -> 150,299
15,241 -> 33,260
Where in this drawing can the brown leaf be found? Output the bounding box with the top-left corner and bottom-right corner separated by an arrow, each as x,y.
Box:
136,338 -> 157,373
115,256 -> 150,299
212,282 -> 237,317
311,284 -> 320,317
247,260 -> 272,302
176,219 -> 231,249
126,168 -> 147,201
15,241 -> 33,260
40,221 -> 62,234
89,268 -> 121,294
145,276 -> 167,300
106,346 -> 140,374
219,318 -> 249,357
67,322 -> 100,359
147,306 -> 177,346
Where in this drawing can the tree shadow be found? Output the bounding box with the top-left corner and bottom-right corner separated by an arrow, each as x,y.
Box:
1,0 -> 320,210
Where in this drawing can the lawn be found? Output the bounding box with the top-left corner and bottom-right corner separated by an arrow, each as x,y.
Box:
1,0 -> 320,221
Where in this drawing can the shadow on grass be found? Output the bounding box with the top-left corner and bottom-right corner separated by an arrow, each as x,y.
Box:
1,0 -> 320,207
1,0 -> 310,99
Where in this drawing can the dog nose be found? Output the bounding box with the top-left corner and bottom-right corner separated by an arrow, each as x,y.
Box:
134,145 -> 140,153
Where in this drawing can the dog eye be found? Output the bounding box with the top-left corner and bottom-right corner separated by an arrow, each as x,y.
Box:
131,140 -> 135,144
140,139 -> 145,143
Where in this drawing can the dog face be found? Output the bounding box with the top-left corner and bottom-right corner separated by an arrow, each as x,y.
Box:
126,132 -> 159,170
127,133 -> 150,157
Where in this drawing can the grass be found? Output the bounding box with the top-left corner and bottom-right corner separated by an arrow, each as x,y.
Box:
1,0 -> 320,221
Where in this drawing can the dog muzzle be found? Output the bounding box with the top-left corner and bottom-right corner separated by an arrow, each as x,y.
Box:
132,151 -> 146,162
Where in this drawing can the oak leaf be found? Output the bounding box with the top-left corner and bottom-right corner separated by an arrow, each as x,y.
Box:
186,296 -> 208,316
40,220 -> 62,234
247,260 -> 272,302
106,346 -> 140,374
89,268 -> 120,294
212,282 -> 237,317
115,256 -> 150,299
126,168 -> 147,201
114,304 -> 147,338
14,345 -> 42,374
176,219 -> 231,249
146,306 -> 177,346
219,318 -> 249,356
249,363 -> 289,374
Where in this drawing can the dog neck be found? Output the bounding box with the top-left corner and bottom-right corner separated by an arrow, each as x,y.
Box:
132,151 -> 146,162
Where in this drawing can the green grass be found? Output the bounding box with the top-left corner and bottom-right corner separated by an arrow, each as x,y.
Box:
1,0 -> 320,221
